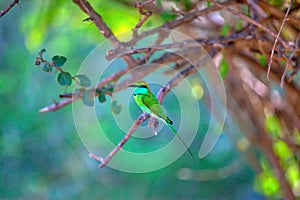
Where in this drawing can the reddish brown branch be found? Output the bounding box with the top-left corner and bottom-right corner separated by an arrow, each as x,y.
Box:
107,27 -> 251,60
39,98 -> 75,113
109,0 -> 235,54
73,0 -> 137,67
134,0 -> 153,29
225,52 -> 297,200
157,65 -> 198,103
39,68 -> 129,113
280,55 -> 293,88
73,0 -> 119,46
267,0 -> 293,80
93,114 -> 148,168
90,63 -> 199,167
0,0 -> 19,18
207,0 -> 292,51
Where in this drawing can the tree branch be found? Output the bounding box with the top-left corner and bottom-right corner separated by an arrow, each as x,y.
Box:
91,63 -> 200,167
267,0 -> 293,80
90,113 -> 149,168
134,0 -> 153,29
106,0 -> 235,60
0,0 -> 19,18
39,68 -> 129,113
207,0 -> 292,51
106,27 -> 251,60
73,0 -> 119,46
38,49 -> 187,113
73,0 -> 137,67
225,51 -> 297,200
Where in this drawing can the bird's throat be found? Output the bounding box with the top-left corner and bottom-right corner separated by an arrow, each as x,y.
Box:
134,87 -> 149,95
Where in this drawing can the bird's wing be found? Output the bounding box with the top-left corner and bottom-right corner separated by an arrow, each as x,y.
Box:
142,92 -> 168,121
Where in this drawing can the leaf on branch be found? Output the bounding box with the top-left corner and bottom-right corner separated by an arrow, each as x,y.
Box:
220,57 -> 229,79
75,74 -> 91,87
98,90 -> 106,103
82,90 -> 94,107
39,49 -> 46,57
221,24 -> 230,36
52,55 -> 67,67
42,64 -> 52,73
103,86 -> 114,93
257,54 -> 267,66
111,100 -> 122,115
57,72 -> 72,86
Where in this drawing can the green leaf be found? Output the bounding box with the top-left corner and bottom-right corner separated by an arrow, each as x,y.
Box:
221,24 -> 230,36
269,0 -> 282,6
183,0 -> 192,10
75,74 -> 91,87
257,53 -> 267,66
273,140 -> 292,160
161,11 -> 176,21
82,90 -> 94,107
156,0 -> 162,6
42,64 -> 52,73
265,115 -> 282,137
234,19 -> 244,31
111,100 -> 122,115
286,163 -> 300,186
256,170 -> 280,195
103,86 -> 114,93
98,91 -> 106,103
52,55 -> 67,67
220,57 -> 229,79
57,72 -> 72,86
39,49 -> 46,56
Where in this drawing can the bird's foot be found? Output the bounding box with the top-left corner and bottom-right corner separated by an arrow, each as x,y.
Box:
149,117 -> 159,136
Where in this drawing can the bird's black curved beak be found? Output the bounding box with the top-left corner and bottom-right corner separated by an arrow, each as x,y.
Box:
128,84 -> 136,88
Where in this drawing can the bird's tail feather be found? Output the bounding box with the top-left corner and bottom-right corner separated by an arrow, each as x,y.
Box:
166,123 -> 195,161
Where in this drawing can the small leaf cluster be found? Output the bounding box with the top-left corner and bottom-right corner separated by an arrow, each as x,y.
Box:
80,85 -> 122,114
35,49 -> 91,89
96,86 -> 122,115
35,49 -> 93,106
35,49 -> 122,112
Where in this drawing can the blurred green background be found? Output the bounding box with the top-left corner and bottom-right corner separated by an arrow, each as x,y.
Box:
0,1 -> 265,199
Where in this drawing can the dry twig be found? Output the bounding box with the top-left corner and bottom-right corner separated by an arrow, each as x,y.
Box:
267,0 -> 293,80
134,0 -> 153,29
0,0 -> 19,18
73,0 -> 137,67
90,113 -> 149,168
207,0 -> 292,51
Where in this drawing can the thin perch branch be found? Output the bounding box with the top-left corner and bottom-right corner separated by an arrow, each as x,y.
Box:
91,62 -> 203,167
91,114 -> 149,168
39,98 -> 75,113
0,0 -> 19,18
134,0 -> 153,29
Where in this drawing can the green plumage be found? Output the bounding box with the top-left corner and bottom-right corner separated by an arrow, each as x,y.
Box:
129,81 -> 194,160
132,85 -> 171,123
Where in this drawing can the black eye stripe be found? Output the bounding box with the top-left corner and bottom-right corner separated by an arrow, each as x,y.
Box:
138,85 -> 148,88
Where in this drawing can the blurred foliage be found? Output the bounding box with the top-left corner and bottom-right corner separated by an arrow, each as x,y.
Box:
0,0 -> 299,200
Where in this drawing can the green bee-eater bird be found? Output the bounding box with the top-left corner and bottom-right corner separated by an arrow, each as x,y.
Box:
129,81 -> 195,160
